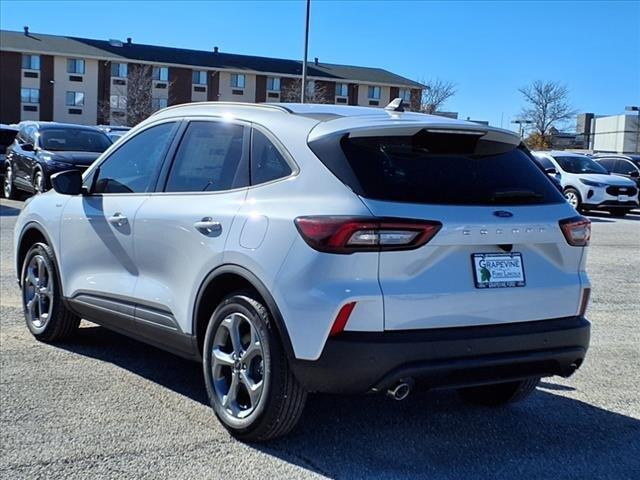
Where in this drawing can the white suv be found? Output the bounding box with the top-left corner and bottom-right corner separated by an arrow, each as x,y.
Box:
14,102 -> 591,441
533,151 -> 638,216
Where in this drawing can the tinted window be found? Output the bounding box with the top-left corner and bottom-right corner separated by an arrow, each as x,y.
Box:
596,158 -> 616,172
40,128 -> 111,152
310,131 -> 564,205
616,160 -> 638,175
535,156 -> 555,170
251,130 -> 292,185
554,155 -> 608,174
0,129 -> 18,153
165,121 -> 247,192
93,122 -> 176,194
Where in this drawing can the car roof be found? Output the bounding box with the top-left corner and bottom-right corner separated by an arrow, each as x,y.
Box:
534,150 -> 592,158
150,102 -> 519,144
19,121 -> 105,132
0,123 -> 19,132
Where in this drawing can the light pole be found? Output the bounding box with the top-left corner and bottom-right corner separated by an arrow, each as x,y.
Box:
301,0 -> 311,103
511,119 -> 533,138
625,106 -> 639,153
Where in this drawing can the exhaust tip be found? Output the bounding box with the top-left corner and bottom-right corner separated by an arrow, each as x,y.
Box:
386,379 -> 414,401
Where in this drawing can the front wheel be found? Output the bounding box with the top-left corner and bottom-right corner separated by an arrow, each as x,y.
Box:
21,243 -> 80,342
457,377 -> 540,406
563,188 -> 581,211
203,294 -> 307,441
33,170 -> 46,194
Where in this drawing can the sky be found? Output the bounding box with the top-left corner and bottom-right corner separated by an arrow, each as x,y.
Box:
1,0 -> 639,130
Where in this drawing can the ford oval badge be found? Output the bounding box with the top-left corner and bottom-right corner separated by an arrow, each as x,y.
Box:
493,210 -> 513,218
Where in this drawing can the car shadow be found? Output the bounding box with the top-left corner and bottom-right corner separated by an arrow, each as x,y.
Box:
0,204 -> 20,216
57,325 -> 640,479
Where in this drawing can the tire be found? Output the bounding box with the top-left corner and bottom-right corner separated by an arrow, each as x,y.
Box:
563,187 -> 581,211
21,242 -> 80,342
33,170 -> 46,194
203,293 -> 307,442
457,377 -> 540,406
609,209 -> 630,217
3,162 -> 18,199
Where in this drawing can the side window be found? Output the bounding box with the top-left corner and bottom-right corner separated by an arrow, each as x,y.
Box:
165,121 -> 248,192
251,129 -> 292,185
597,158 -> 616,172
536,156 -> 555,170
92,122 -> 176,194
616,160 -> 637,175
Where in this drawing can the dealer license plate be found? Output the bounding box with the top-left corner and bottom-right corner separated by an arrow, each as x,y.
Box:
472,253 -> 526,288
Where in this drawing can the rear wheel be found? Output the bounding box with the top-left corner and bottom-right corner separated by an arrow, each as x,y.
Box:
457,377 -> 540,406
21,243 -> 80,342
563,188 -> 581,211
203,294 -> 307,441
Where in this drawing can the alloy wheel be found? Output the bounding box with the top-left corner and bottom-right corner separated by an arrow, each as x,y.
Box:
34,172 -> 44,194
3,165 -> 12,197
23,255 -> 54,331
565,191 -> 579,208
210,312 -> 265,419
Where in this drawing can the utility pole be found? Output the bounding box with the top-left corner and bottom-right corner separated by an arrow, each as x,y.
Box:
301,0 -> 311,103
511,119 -> 533,138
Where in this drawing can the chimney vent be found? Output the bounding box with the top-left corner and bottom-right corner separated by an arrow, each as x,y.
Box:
23,26 -> 29,36
127,37 -> 132,44
214,46 -> 219,53
314,57 -> 319,65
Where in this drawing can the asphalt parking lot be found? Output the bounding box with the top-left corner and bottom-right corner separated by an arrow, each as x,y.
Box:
1,197 -> 639,479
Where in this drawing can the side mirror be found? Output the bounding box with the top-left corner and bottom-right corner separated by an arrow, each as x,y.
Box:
545,167 -> 558,175
22,143 -> 34,152
51,170 -> 84,195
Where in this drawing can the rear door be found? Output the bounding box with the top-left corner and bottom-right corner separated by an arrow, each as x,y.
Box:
132,118 -> 250,335
324,129 -> 584,330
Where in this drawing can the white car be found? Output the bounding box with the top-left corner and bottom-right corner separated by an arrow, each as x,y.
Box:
15,102 -> 591,441
533,151 -> 638,217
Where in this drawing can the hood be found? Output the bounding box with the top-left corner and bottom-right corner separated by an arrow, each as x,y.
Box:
576,173 -> 636,186
41,150 -> 102,166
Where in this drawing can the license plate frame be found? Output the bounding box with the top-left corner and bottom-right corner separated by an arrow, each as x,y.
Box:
472,252 -> 526,289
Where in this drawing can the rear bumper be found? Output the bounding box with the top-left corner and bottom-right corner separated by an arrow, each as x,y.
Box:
291,316 -> 590,394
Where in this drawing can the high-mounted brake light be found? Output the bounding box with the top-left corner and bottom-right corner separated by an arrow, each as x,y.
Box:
559,216 -> 591,247
294,216 -> 442,254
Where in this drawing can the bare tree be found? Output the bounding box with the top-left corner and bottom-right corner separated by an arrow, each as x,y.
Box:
98,64 -> 173,127
518,80 -> 577,144
280,78 -> 331,104
419,78 -> 457,114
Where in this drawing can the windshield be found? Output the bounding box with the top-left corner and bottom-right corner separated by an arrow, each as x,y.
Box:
310,130 -> 565,205
40,128 -> 111,153
554,155 -> 608,174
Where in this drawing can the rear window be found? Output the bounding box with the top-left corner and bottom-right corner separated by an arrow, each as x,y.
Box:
310,130 -> 564,205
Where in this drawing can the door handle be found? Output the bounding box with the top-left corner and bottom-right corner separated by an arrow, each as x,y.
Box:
107,212 -> 128,227
194,217 -> 222,236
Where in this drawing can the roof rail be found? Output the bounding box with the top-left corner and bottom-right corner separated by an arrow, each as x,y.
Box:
149,101 -> 293,118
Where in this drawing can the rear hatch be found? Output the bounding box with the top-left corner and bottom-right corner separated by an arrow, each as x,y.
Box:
310,119 -> 585,330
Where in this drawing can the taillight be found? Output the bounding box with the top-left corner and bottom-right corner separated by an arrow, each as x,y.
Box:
559,216 -> 591,246
294,216 -> 442,254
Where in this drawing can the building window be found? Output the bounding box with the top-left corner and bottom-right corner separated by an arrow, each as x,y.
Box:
110,95 -> 127,110
336,83 -> 349,97
368,86 -> 381,100
67,58 -> 85,75
21,54 -> 40,70
267,77 -> 280,92
231,73 -> 245,89
153,67 -> 169,81
65,91 -> 85,107
192,71 -> 207,85
111,63 -> 128,78
152,97 -> 168,111
399,88 -> 411,102
21,88 -> 39,104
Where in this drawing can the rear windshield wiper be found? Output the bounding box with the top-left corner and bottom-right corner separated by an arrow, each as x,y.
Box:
489,189 -> 543,203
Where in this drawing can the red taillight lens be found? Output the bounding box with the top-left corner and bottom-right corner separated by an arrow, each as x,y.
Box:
294,216 -> 442,254
559,216 -> 591,246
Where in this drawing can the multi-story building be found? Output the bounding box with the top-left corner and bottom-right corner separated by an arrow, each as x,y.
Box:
0,28 -> 424,126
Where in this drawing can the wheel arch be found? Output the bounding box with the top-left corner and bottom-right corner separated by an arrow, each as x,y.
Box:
16,222 -> 58,289
192,264 -> 295,360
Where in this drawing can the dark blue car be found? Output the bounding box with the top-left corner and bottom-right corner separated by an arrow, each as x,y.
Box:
3,122 -> 111,198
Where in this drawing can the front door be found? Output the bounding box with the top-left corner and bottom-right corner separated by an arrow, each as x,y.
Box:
59,121 -> 179,325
